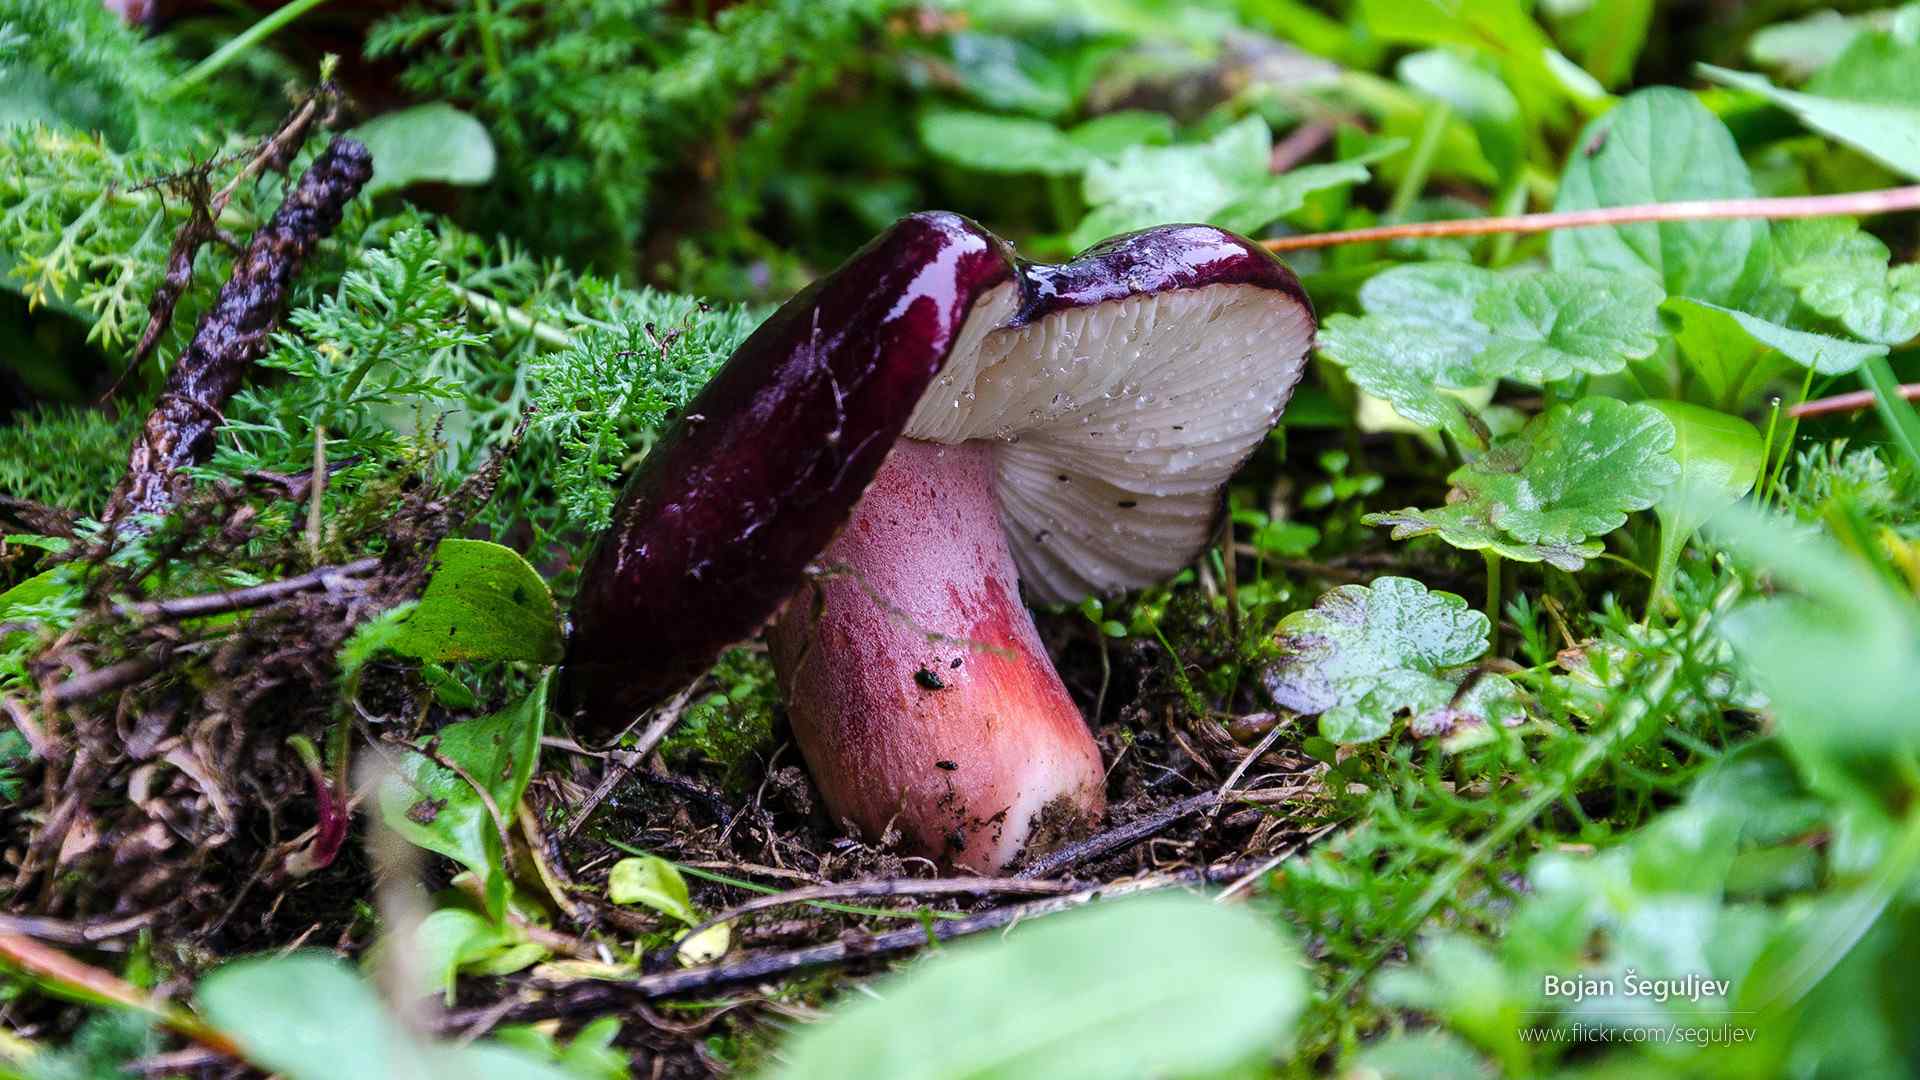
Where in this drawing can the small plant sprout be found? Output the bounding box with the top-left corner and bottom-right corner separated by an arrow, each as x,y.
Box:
563,212 -> 1316,870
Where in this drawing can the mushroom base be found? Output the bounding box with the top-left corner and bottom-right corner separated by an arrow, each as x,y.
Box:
768,438 -> 1107,872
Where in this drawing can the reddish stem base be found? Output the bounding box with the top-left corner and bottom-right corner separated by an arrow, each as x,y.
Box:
769,439 -> 1107,872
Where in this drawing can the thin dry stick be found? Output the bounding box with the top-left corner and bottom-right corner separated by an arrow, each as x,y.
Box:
46,656 -> 161,706
1788,382 -> 1920,419
560,685 -> 697,842
116,557 -> 379,621
438,861 -> 1256,1028
1014,787 -> 1293,879
109,137 -> 373,522
1262,185 -> 1920,252
670,876 -> 1079,949
1207,717 -> 1291,821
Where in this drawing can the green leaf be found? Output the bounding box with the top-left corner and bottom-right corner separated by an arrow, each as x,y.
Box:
1666,296 -> 1791,409
1347,1030 -> 1491,1080
766,893 -> 1307,1080
1073,117 -> 1374,248
1860,354 -> 1920,471
1316,263 -> 1663,438
918,109 -> 1170,176
1447,397 -> 1678,544
1773,218 -> 1920,344
1314,263 -> 1496,441
1062,111 -> 1176,157
1396,50 -> 1523,179
1551,88 -> 1770,306
414,909 -> 546,1005
608,856 -> 698,923
1643,400 -> 1762,608
1359,0 -> 1586,114
1552,0 -> 1654,90
1702,22 -> 1920,180
1365,398 -> 1678,570
1472,269 -> 1666,383
0,565 -> 73,618
1665,298 -> 1887,376
386,539 -> 563,666
198,952 -> 572,1080
377,675 -> 549,921
350,104 -> 497,197
1263,576 -> 1521,743
608,855 -> 730,964
1711,504 -> 1920,815
1748,9 -> 1878,79
1364,505 -> 1605,570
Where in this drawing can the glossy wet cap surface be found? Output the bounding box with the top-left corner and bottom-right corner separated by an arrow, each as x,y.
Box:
560,212 -> 1015,729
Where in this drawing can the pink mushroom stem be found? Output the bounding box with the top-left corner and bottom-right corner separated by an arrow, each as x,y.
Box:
767,438 -> 1106,873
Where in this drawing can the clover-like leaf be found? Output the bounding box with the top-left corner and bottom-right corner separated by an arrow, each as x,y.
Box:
1364,398 -> 1679,570
1316,314 -> 1491,440
1772,218 -> 1920,344
1665,298 -> 1887,376
1263,577 -> 1522,743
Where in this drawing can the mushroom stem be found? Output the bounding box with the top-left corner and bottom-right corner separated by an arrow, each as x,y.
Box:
768,439 -> 1106,873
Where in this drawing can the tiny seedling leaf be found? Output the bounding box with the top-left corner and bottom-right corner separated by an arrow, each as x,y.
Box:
766,893 -> 1307,1080
378,674 -> 549,921
1263,576 -> 1521,743
350,104 -> 497,197
386,539 -> 564,665
608,855 -> 698,922
609,855 -> 730,964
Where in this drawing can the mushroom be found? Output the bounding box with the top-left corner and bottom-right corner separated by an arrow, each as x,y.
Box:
562,212 -> 1315,872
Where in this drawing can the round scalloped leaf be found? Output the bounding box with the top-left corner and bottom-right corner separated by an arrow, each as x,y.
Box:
1263,577 -> 1521,743
1471,269 -> 1666,382
1772,217 -> 1920,344
1448,397 -> 1679,545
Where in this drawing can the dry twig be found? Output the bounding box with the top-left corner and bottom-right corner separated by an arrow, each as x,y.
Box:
439,861 -> 1258,1028
109,136 -> 373,522
1263,184 -> 1920,252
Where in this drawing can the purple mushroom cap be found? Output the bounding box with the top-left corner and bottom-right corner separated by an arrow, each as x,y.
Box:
561,213 -> 1315,734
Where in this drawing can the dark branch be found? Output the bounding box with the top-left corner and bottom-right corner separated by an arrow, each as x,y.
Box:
108,137 -> 373,523
438,861 -> 1259,1028
116,557 -> 379,621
